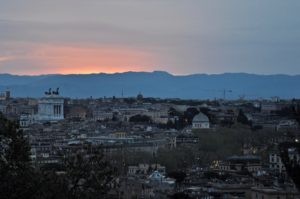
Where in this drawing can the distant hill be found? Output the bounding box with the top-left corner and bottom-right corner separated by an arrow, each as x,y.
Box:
0,71 -> 300,99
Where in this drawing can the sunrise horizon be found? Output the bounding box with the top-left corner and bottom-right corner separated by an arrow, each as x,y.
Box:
2,69 -> 300,77
1,1 -> 300,76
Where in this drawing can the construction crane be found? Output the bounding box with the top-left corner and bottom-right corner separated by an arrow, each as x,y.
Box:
208,88 -> 233,100
222,89 -> 232,100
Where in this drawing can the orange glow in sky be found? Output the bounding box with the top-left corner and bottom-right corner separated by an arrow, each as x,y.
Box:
2,44 -> 158,75
33,45 -> 156,74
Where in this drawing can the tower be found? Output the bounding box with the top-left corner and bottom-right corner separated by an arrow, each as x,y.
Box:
5,90 -> 10,100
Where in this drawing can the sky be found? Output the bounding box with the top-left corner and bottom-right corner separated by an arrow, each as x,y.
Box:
0,0 -> 300,75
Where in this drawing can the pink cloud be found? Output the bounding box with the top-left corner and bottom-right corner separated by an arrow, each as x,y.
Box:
0,43 -> 161,75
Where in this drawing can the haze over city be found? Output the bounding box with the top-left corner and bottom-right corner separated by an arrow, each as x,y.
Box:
1,0 -> 300,75
2,1 -> 300,199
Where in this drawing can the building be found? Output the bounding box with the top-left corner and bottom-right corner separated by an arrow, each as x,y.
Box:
0,104 -> 7,114
176,134 -> 200,145
251,187 -> 299,199
0,90 -> 10,101
276,120 -> 298,131
269,152 -> 286,174
219,155 -> 262,172
195,183 -> 253,199
92,110 -> 113,121
128,164 -> 166,176
192,112 -> 210,129
145,109 -> 171,124
19,114 -> 35,128
66,106 -> 87,119
261,103 -> 280,113
287,147 -> 300,165
36,88 -> 64,122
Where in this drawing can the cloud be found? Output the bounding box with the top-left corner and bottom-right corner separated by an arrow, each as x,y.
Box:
0,43 -> 161,75
0,1 -> 300,75
0,56 -> 15,62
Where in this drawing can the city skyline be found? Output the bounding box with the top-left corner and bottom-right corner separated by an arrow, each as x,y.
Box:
0,0 -> 300,75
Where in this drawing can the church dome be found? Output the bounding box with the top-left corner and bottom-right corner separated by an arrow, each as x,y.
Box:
192,112 -> 209,123
137,92 -> 143,101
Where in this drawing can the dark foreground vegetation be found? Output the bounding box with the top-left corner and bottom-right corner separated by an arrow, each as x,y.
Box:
0,114 -> 116,199
279,142 -> 300,190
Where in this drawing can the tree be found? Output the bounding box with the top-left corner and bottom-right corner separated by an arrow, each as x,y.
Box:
64,151 -> 116,199
237,109 -> 250,125
167,107 -> 189,130
275,106 -> 296,118
0,114 -> 117,199
0,113 -> 37,199
33,149 -> 116,199
129,114 -> 152,123
168,107 -> 181,117
279,142 -> 300,190
156,146 -> 195,171
199,107 -> 217,124
169,192 -> 191,199
183,107 -> 199,125
167,171 -> 186,186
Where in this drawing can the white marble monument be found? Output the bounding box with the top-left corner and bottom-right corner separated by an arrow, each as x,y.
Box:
36,88 -> 64,121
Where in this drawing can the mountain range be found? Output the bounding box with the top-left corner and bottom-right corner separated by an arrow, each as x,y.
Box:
0,71 -> 299,99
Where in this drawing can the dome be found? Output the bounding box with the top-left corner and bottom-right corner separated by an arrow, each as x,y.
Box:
149,171 -> 164,181
137,92 -> 143,101
192,112 -> 209,123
